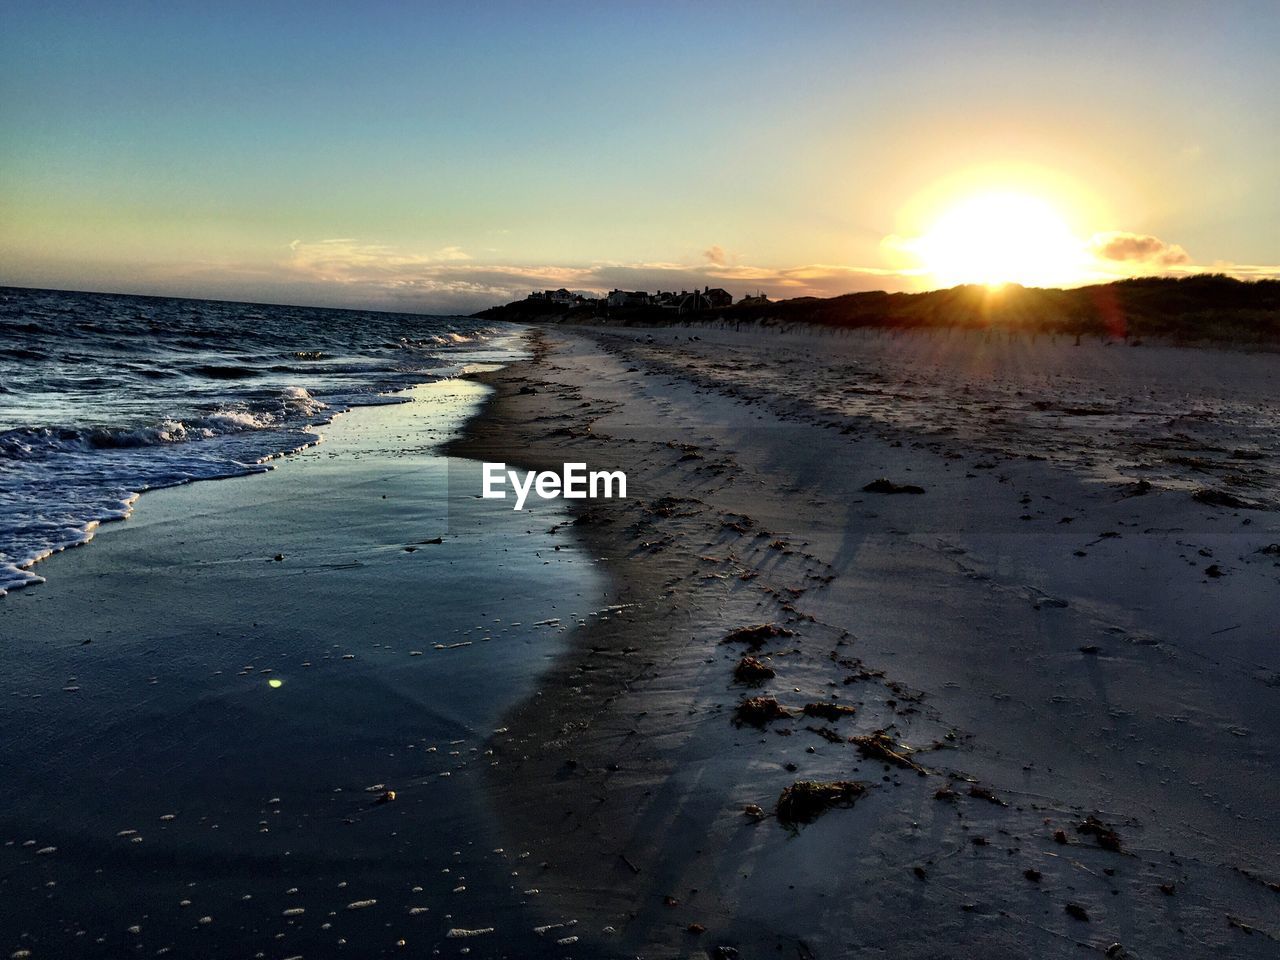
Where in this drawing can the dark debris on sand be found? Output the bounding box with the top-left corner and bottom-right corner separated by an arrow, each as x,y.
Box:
733,655 -> 777,684
733,695 -> 795,728
862,478 -> 926,495
1065,902 -> 1091,922
852,731 -> 927,775
1076,815 -> 1123,851
721,623 -> 796,651
801,701 -> 857,721
966,784 -> 1007,806
776,779 -> 868,826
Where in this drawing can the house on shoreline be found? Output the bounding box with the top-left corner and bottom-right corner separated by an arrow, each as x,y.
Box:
527,287 -> 581,306
516,285 -> 767,316
607,285 -> 736,313
606,289 -> 653,308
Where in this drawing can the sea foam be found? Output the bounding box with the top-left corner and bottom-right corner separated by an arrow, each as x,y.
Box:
0,287 -> 521,595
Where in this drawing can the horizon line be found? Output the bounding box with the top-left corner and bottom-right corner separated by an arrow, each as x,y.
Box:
4,272 -> 1272,321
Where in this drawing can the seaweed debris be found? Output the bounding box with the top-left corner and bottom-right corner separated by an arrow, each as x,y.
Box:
863,478 -> 926,495
776,780 -> 867,826
733,695 -> 795,728
801,701 -> 857,721
852,731 -> 927,775
733,656 -> 777,684
721,623 -> 795,650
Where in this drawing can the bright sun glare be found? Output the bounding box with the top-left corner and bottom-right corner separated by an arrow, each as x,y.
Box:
909,192 -> 1088,289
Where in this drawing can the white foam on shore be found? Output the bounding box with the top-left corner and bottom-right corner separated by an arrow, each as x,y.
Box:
1,303 -> 529,598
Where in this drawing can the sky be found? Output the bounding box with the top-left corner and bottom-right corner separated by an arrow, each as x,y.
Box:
2,1 -> 1278,313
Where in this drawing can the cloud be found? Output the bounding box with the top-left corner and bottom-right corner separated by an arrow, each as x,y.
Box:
286,238 -> 473,282
14,233 -> 1270,316
249,240 -> 1276,314
259,240 -> 916,312
1088,232 -> 1191,266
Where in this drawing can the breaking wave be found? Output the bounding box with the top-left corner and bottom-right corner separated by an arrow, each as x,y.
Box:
0,287 -> 521,595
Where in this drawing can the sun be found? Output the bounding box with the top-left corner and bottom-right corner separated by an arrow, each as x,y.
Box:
904,191 -> 1089,289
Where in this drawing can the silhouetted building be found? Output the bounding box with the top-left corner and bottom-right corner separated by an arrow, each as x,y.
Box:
674,286 -> 732,314
607,289 -> 651,308
703,286 -> 732,308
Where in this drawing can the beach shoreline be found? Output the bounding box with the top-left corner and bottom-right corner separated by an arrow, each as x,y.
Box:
4,317 -> 1279,958
0,370 -> 607,959
8,3 -> 1279,957
451,322 -> 1280,958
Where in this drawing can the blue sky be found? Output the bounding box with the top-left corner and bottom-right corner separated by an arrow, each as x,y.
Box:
2,1 -> 1277,311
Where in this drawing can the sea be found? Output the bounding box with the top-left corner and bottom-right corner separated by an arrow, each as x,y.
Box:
0,286 -> 517,595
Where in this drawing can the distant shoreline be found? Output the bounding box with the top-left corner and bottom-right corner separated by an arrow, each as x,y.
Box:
476,274 -> 1280,344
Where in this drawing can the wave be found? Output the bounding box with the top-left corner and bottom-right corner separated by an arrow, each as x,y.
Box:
189,363 -> 261,379
2,386 -> 331,457
0,384 -> 343,596
0,288 -> 525,597
0,346 -> 48,361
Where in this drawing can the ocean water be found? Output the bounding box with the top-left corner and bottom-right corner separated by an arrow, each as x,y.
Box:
0,286 -> 518,595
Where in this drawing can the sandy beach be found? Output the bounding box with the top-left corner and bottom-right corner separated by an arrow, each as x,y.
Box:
7,5 -> 1278,958
4,320 -> 1279,959
451,323 -> 1280,958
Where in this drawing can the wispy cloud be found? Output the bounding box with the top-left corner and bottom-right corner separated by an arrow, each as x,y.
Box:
286,238 -> 473,282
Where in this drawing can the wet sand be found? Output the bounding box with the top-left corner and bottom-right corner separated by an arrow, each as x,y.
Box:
0,376 -> 606,959
452,325 -> 1280,958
